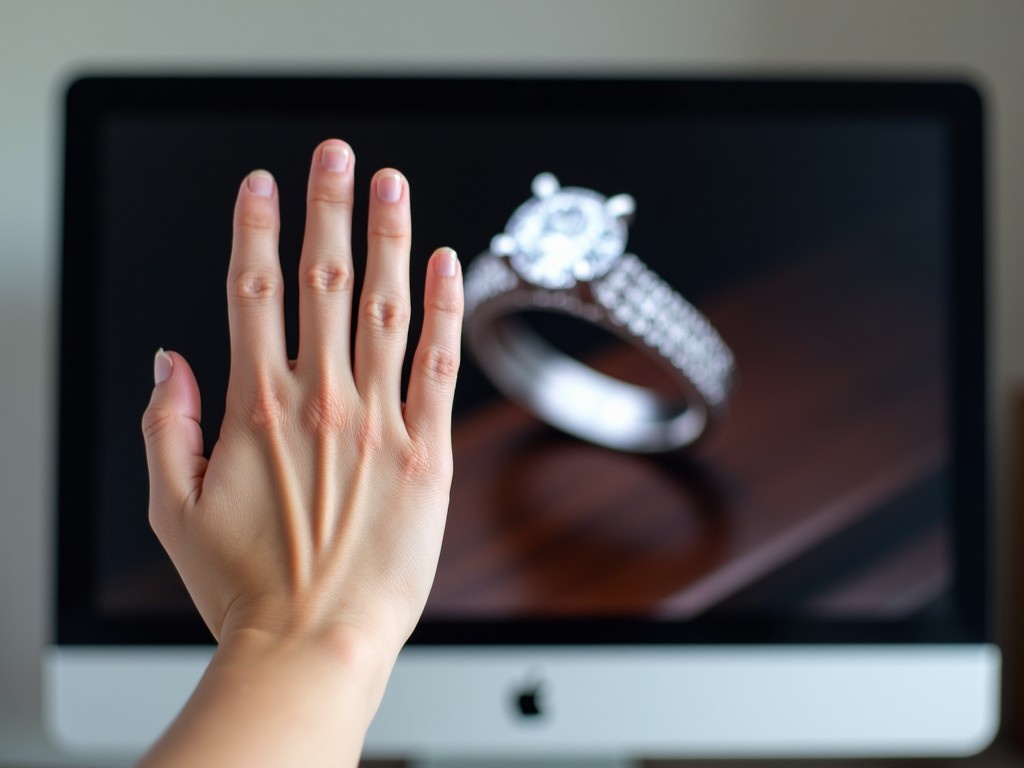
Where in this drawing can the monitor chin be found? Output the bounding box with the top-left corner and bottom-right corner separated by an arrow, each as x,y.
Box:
45,643 -> 1000,761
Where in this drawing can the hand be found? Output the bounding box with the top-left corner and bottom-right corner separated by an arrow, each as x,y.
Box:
141,139 -> 463,658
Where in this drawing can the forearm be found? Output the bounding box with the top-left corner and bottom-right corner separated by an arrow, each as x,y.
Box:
137,628 -> 396,768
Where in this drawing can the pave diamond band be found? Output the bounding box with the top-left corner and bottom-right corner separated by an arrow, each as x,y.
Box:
463,173 -> 735,453
464,252 -> 735,452
592,254 -> 733,411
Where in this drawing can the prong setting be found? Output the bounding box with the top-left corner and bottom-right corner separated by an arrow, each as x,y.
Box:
491,233 -> 517,257
499,172 -> 632,289
606,193 -> 636,220
531,172 -> 559,199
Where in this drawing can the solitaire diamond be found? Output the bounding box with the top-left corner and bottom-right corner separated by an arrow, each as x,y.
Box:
493,174 -> 634,289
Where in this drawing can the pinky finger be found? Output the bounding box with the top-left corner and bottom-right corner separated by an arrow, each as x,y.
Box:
404,248 -> 463,443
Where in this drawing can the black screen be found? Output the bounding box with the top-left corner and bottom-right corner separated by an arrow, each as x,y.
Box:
56,77 -> 988,645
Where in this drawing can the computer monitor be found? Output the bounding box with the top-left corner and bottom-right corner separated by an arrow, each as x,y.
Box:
47,75 -> 998,763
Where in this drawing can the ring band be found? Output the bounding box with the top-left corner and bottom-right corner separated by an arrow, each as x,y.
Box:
463,173 -> 735,453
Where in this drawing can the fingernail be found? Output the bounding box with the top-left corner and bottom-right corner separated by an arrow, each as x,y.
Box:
154,348 -> 173,385
376,172 -> 403,203
436,248 -> 458,277
321,145 -> 350,173
247,170 -> 274,197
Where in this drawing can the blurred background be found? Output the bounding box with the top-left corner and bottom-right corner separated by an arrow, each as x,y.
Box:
2,1 -> 1023,763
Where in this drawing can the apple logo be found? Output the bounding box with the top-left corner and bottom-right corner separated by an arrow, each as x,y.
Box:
512,676 -> 547,720
516,685 -> 543,718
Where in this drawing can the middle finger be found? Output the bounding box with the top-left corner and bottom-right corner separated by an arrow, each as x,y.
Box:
296,140 -> 357,384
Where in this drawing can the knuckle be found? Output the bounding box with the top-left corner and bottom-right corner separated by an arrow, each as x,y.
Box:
397,438 -> 450,484
397,439 -> 432,480
141,406 -> 175,444
303,384 -> 350,435
302,258 -> 354,296
416,345 -> 460,384
309,188 -> 354,210
355,414 -> 385,455
230,268 -> 282,304
360,292 -> 410,333
236,208 -> 277,233
425,290 -> 464,320
368,221 -> 410,244
246,378 -> 288,432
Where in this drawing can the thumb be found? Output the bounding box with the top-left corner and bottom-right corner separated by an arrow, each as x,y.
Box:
142,349 -> 207,535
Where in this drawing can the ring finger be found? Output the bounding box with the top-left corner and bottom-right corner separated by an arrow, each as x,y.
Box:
354,168 -> 412,408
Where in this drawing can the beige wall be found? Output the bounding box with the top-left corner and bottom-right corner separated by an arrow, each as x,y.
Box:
2,1 -> 1022,760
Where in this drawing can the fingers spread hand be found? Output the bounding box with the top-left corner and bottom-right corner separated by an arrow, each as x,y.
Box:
162,144 -> 461,653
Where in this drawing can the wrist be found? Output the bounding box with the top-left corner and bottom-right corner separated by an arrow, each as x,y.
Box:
218,621 -> 398,683
141,623 -> 399,767
215,622 -> 399,725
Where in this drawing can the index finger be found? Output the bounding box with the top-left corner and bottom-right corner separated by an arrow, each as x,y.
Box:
226,170 -> 289,383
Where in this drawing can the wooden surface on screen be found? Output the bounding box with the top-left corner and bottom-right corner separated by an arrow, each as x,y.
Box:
426,251 -> 949,618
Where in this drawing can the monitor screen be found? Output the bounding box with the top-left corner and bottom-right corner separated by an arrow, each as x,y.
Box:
51,76 -> 995,758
